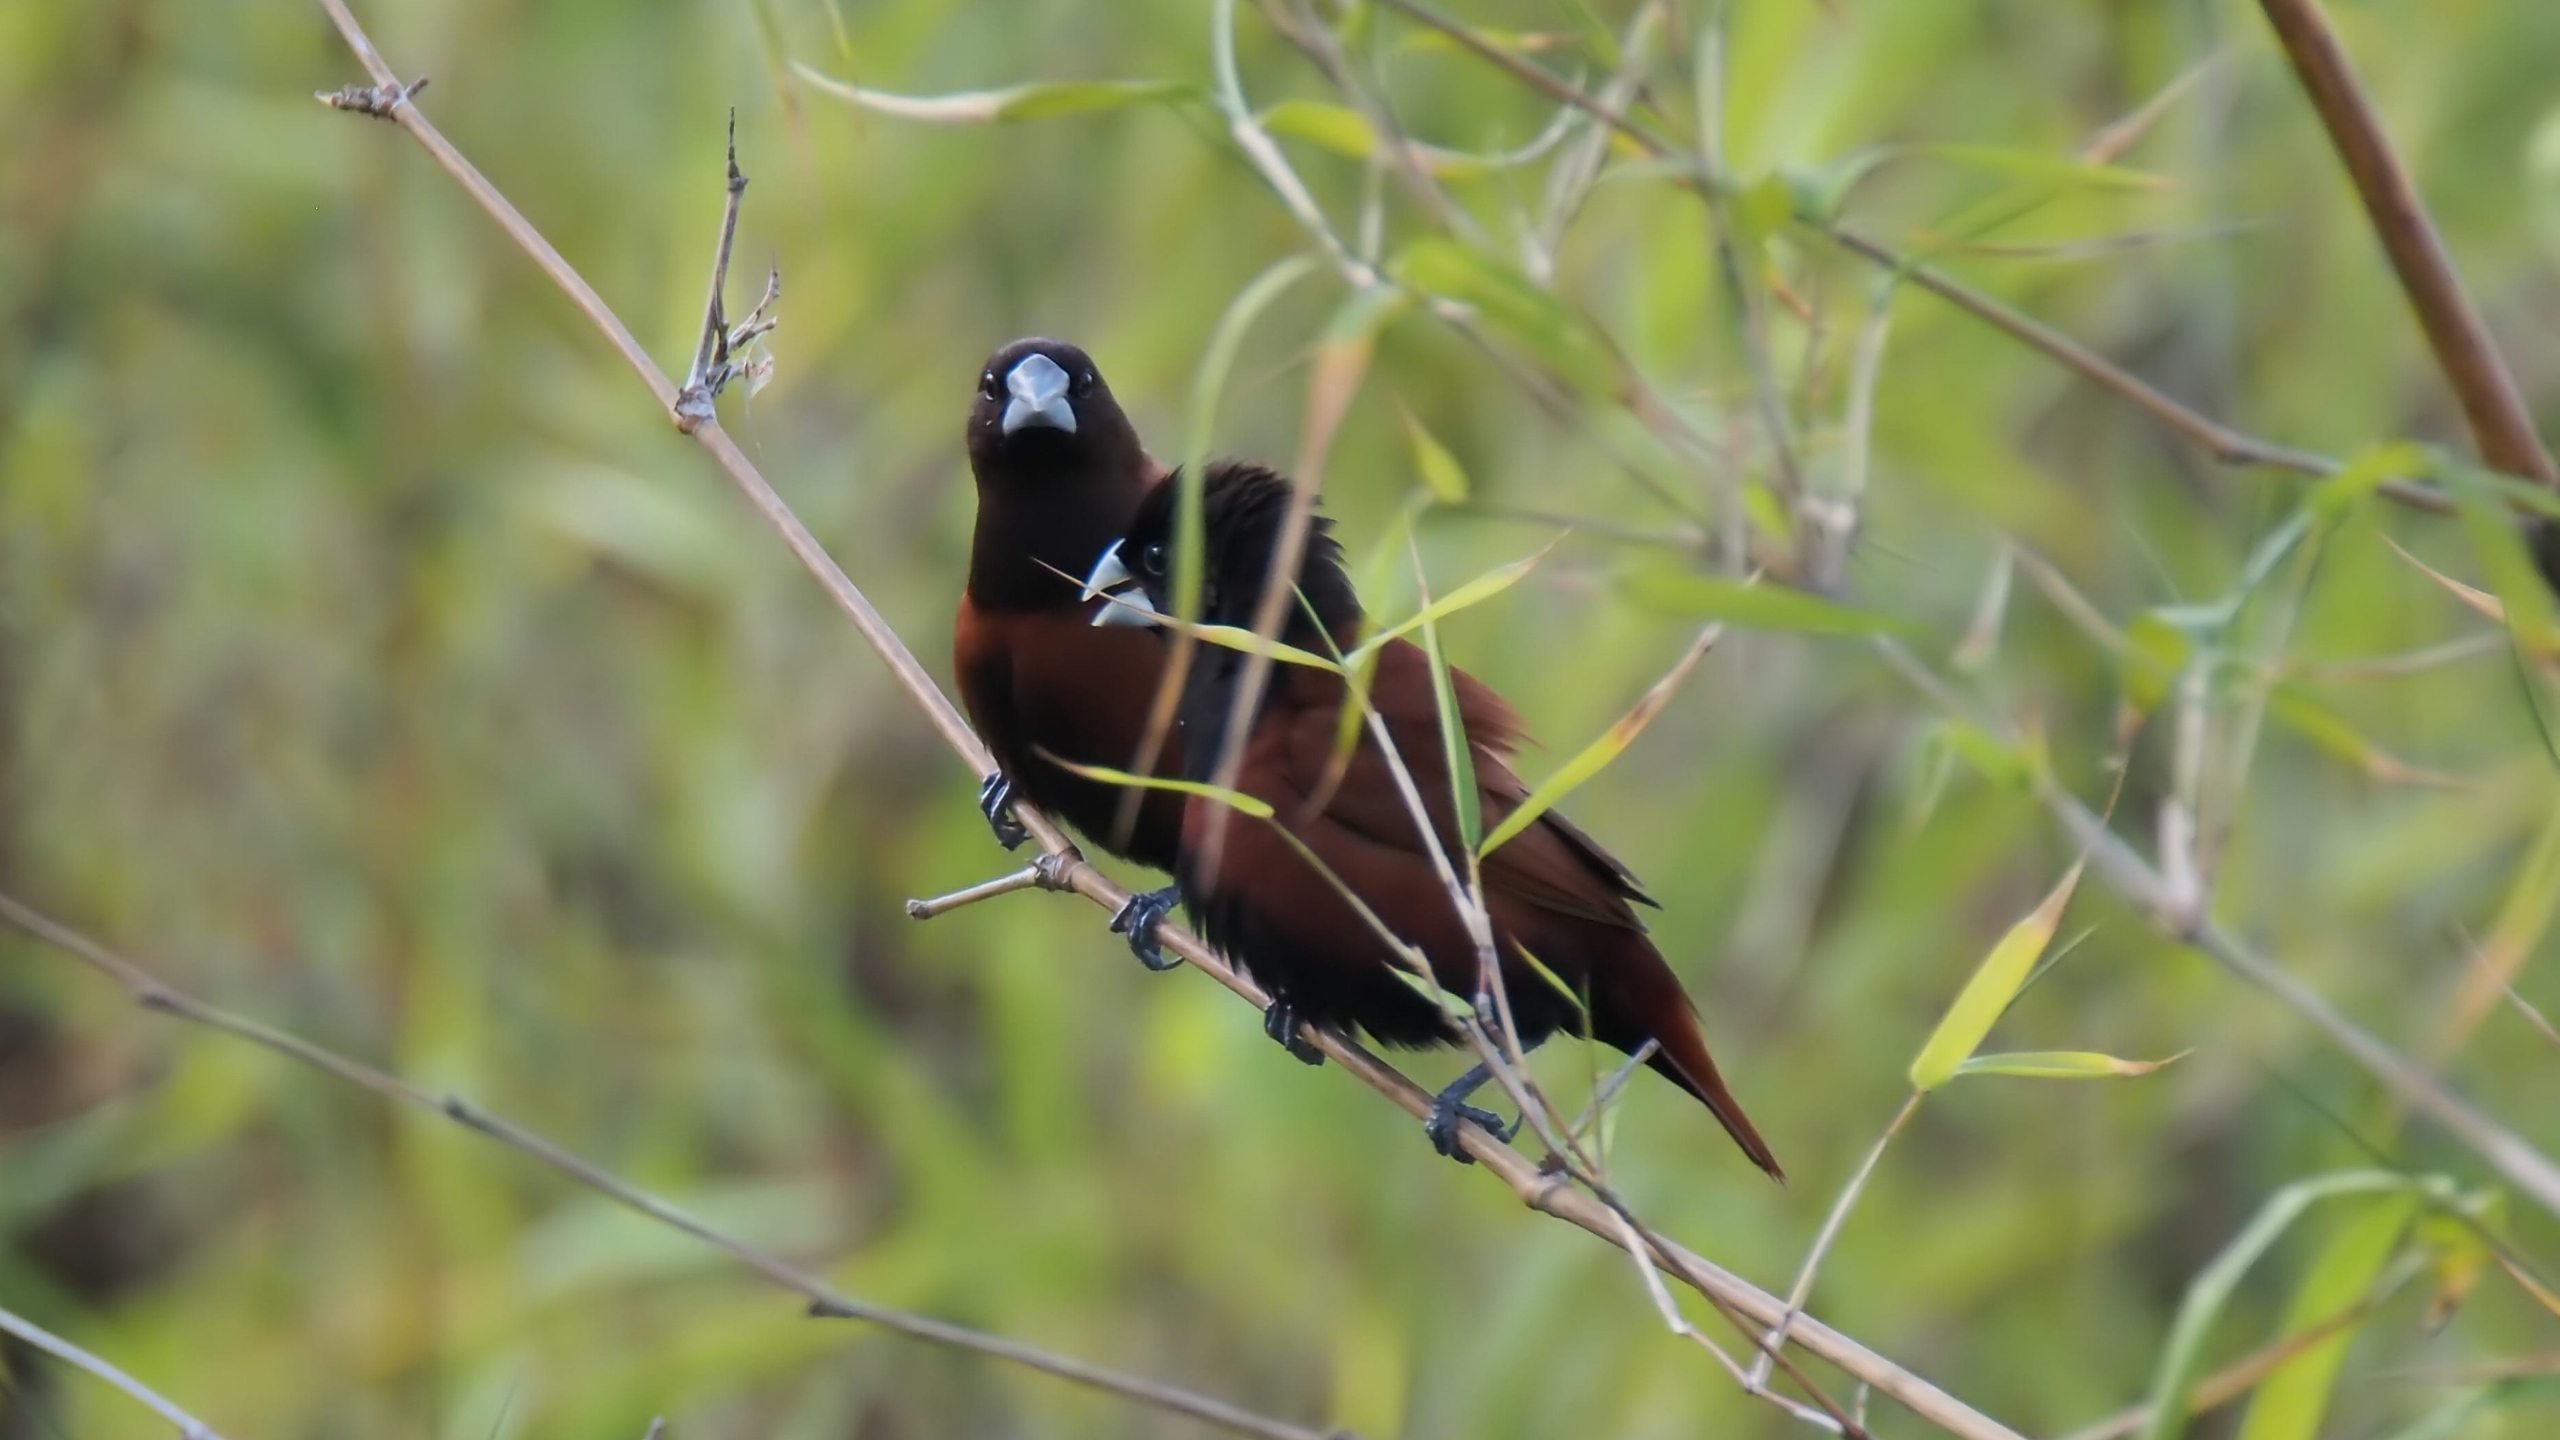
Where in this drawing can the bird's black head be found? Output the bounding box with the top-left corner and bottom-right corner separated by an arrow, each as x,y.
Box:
965,338 -> 1144,484
1086,462 -> 1361,644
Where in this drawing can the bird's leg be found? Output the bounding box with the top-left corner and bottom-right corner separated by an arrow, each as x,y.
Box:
1262,999 -> 1327,1067
1423,1061 -> 1524,1164
1109,887 -> 1182,971
978,772 -> 1029,851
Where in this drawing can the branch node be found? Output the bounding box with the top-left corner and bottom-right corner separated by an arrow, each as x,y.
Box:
317,76 -> 427,119
1033,851 -> 1086,893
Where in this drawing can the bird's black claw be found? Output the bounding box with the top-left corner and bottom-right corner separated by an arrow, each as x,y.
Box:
1263,1001 -> 1326,1067
1423,1064 -> 1520,1164
1110,887 -> 1182,971
978,772 -> 1028,851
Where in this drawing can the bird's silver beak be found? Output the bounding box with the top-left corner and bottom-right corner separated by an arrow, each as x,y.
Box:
1083,541 -> 1155,627
1000,352 -> 1078,436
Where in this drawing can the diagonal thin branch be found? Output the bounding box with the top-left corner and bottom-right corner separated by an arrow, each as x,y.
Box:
2256,0 -> 2556,489
0,1299 -> 227,1440
301,7 -> 2026,1435
0,892 -> 1349,1440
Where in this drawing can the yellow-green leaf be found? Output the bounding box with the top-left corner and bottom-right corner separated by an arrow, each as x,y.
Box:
1038,756 -> 1274,818
1400,407 -> 1472,504
1953,1049 -> 2189,1080
1353,540 -> 1555,658
2266,686 -> 2461,789
1619,568 -> 1922,638
2449,462 -> 2560,660
1393,237 -> 1620,396
794,68 -> 1195,123
2236,1195 -> 2418,1440
1910,861 -> 2085,1091
1479,625 -> 1721,860
2123,611 -> 2191,717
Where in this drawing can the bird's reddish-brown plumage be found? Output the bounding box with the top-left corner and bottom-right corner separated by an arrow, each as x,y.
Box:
1119,464 -> 1780,1177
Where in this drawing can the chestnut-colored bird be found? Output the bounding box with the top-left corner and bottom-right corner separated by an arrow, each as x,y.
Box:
1083,464 -> 1781,1176
956,339 -> 1187,962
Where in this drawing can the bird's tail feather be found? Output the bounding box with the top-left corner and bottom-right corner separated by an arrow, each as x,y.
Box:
1643,1007 -> 1784,1181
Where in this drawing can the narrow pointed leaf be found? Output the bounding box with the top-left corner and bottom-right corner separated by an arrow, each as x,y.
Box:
794,68 -> 1195,123
2236,1195 -> 2419,1440
1400,407 -> 1473,504
1953,1050 -> 2189,1080
1039,757 -> 1274,818
1410,547 -> 1482,854
1393,237 -> 1620,396
1354,540 -> 1557,658
1479,625 -> 1722,860
2139,1171 -> 2446,1440
1909,861 -> 2084,1091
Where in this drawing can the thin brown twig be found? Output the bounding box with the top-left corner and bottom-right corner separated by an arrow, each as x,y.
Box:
2257,0 -> 2557,489
1749,1092 -> 1922,1390
2050,1294 -> 2384,1440
0,892 -> 1346,1440
303,6 -> 2026,1433
0,1299 -> 228,1440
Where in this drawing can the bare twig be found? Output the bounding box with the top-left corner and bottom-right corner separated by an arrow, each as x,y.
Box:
906,865 -> 1047,920
1749,1093 -> 1922,1390
303,7 -> 2027,1433
0,1300 -> 227,1440
0,893 -> 1349,1440
2257,0 -> 2557,488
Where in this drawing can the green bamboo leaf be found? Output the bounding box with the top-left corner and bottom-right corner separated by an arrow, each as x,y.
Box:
1176,255 -> 1323,627
1410,545 -> 1482,855
1479,625 -> 1721,861
1909,861 -> 2084,1092
2122,611 -> 2191,718
1353,540 -> 1556,658
1392,237 -> 1620,396
1953,1050 -> 2189,1080
2265,685 -> 2461,789
1304,287 -> 1411,475
793,68 -> 1196,123
1039,756 -> 1275,818
2234,1194 -> 2419,1440
1619,568 -> 1923,638
2448,462 -> 2560,661
2306,442 -> 2430,528
1400,406 -> 1472,504
1256,100 -> 1564,179
2139,1172 -> 2454,1440
1936,718 -> 2039,790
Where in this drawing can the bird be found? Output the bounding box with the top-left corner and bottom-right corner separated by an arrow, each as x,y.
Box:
1081,462 -> 1782,1176
956,338 -> 1188,965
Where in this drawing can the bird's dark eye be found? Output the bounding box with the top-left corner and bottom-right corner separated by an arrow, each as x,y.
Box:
979,370 -> 1000,400
1073,369 -> 1096,399
1139,541 -> 1168,577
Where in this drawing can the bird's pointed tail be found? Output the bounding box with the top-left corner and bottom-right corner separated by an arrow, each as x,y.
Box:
1644,1006 -> 1784,1181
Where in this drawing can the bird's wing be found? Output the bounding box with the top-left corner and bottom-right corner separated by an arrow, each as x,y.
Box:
1272,639 -> 1652,930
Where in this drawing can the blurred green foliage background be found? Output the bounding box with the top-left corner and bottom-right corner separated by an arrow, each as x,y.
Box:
5,1 -> 2560,1437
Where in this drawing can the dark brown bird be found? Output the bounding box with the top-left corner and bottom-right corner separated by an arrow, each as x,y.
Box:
1083,464 -> 1781,1175
956,338 -> 1187,962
